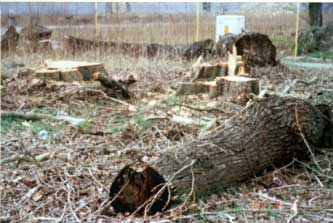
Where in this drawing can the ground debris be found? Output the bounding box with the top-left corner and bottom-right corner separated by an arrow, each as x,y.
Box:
1,30 -> 333,223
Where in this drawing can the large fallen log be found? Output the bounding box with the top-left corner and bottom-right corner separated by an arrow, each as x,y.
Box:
183,39 -> 215,60
109,95 -> 331,214
216,32 -> 277,67
1,25 -> 19,52
64,35 -> 179,57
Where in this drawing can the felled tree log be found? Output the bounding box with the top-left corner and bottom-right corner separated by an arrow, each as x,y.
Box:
64,35 -> 179,57
110,95 -> 329,214
93,72 -> 132,99
217,32 -> 277,67
183,39 -> 215,60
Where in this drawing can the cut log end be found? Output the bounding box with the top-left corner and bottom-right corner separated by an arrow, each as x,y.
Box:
109,162 -> 169,215
220,75 -> 260,105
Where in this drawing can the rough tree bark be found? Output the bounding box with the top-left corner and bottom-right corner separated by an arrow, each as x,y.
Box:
110,95 -> 330,214
93,72 -> 132,99
309,3 -> 322,27
216,33 -> 277,67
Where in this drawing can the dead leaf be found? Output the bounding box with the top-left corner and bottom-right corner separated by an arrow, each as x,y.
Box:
32,189 -> 44,201
21,177 -> 36,188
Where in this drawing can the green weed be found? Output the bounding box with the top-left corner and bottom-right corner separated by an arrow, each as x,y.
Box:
75,121 -> 92,131
133,113 -> 152,129
107,115 -> 129,133
161,97 -> 179,106
1,116 -> 25,134
307,50 -> 333,59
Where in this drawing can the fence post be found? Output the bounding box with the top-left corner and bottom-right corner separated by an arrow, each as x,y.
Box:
294,3 -> 300,57
95,1 -> 99,40
196,2 -> 200,41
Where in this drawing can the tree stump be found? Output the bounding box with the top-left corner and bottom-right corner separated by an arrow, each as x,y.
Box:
220,75 -> 259,105
59,69 -> 83,82
33,69 -> 61,81
32,60 -> 107,82
193,63 -> 227,80
176,81 -> 217,96
44,60 -> 106,81
109,95 -> 329,215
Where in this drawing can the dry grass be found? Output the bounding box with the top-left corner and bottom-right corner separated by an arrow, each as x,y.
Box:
1,10 -> 333,223
1,53 -> 332,222
3,11 -> 333,56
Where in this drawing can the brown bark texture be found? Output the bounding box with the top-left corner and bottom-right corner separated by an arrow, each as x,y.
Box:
1,25 -> 19,52
64,35 -> 179,58
110,95 -> 330,214
152,95 -> 327,193
217,32 -> 277,67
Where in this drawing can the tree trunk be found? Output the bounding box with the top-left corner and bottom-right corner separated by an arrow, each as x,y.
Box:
220,76 -> 259,105
110,95 -> 329,214
309,3 -> 322,27
152,95 -> 327,192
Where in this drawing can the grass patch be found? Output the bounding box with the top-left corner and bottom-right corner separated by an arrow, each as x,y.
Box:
107,115 -> 129,134
107,112 -> 153,134
307,50 -> 333,59
1,116 -> 25,134
266,209 -> 281,218
160,97 -> 179,106
75,121 -> 92,131
133,113 -> 152,129
31,106 -> 57,116
1,115 -> 66,137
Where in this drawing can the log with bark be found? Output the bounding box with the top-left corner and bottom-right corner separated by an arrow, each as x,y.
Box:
93,72 -> 132,99
109,94 -> 331,215
216,32 -> 277,67
183,39 -> 215,60
64,35 -> 179,57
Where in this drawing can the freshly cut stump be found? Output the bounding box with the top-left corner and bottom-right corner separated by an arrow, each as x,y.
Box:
33,69 -> 61,81
59,69 -> 83,82
44,60 -> 106,81
32,60 -> 107,82
109,162 -> 169,215
176,81 -> 217,96
221,75 -> 259,105
193,63 -> 227,80
110,95 -> 329,215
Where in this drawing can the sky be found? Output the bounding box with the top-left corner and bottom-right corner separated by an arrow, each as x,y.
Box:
0,2 -> 331,16
1,2 -> 242,15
